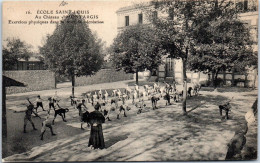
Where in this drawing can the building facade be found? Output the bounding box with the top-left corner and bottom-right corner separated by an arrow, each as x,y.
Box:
9,57 -> 45,71
16,57 -> 45,70
116,0 -> 258,87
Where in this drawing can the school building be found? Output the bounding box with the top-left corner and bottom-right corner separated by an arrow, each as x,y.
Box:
116,0 -> 258,87
6,57 -> 45,71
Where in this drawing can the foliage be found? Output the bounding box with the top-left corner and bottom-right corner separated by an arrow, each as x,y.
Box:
188,0 -> 256,81
142,0 -> 256,112
144,0 -> 204,113
3,38 -> 32,70
145,0 -> 256,87
110,24 -> 165,84
145,0 -> 201,60
40,14 -> 104,78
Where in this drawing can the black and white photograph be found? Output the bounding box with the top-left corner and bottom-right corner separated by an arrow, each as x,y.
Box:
2,0 -> 258,161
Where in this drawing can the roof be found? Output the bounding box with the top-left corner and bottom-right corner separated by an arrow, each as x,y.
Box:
18,57 -> 42,62
3,75 -> 26,87
116,2 -> 152,13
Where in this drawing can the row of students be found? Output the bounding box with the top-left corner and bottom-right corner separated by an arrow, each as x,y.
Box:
26,83 -> 191,138
23,84 -> 180,141
75,97 -> 129,124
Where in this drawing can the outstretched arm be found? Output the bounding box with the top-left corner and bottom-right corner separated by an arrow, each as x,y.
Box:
32,110 -> 41,119
83,104 -> 88,110
56,103 -> 62,109
27,98 -> 33,105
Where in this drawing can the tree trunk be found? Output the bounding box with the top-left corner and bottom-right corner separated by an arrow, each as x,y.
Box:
214,70 -> 219,88
72,75 -> 75,97
182,58 -> 187,114
244,73 -> 248,88
211,71 -> 215,87
231,69 -> 235,87
54,72 -> 57,89
136,70 -> 139,85
197,72 -> 200,83
191,72 -> 193,84
223,71 -> 226,85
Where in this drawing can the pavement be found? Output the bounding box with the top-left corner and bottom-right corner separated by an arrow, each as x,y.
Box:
2,79 -> 258,161
3,80 -> 134,158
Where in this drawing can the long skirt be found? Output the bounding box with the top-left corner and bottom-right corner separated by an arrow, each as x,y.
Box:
88,124 -> 105,149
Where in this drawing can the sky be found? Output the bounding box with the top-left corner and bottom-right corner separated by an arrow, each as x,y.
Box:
2,0 -> 147,52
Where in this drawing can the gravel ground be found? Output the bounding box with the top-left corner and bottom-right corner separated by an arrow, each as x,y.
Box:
3,80 -> 258,161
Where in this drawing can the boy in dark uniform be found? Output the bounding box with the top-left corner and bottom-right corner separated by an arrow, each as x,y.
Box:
164,92 -> 171,106
188,87 -> 193,97
219,102 -> 231,119
151,94 -> 160,110
24,98 -> 41,133
103,103 -> 112,121
117,105 -> 128,119
70,96 -> 77,106
94,101 -> 102,112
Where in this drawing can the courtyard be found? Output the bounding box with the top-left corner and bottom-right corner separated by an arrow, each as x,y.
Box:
3,80 -> 257,161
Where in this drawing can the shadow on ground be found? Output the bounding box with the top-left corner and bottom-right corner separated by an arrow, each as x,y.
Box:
3,85 -> 257,161
201,87 -> 255,93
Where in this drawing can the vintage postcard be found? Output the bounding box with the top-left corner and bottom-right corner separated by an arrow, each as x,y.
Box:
2,0 -> 258,161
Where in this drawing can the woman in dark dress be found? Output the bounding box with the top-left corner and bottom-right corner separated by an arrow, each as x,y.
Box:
87,102 -> 105,149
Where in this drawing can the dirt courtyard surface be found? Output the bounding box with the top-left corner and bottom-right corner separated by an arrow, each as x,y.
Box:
3,80 -> 258,161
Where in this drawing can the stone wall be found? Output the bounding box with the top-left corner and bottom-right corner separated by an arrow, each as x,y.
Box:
75,69 -> 133,86
3,70 -> 55,94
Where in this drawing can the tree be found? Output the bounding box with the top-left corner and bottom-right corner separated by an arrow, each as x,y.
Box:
188,0 -> 257,87
40,14 -> 104,96
145,0 -> 203,114
145,0 -> 256,113
3,38 -> 32,70
110,24 -> 164,85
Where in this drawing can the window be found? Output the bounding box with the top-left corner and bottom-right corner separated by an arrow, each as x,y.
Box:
244,0 -> 248,10
28,63 -> 35,70
236,1 -> 244,12
125,16 -> 129,26
138,13 -> 143,24
236,0 -> 254,12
